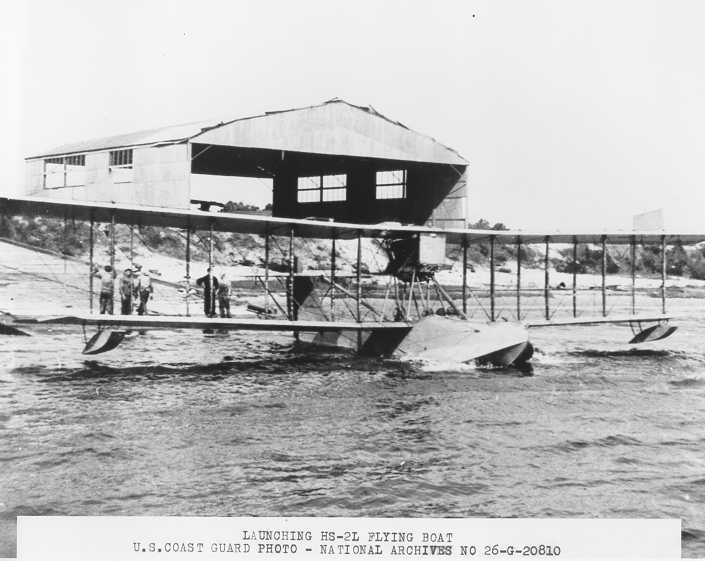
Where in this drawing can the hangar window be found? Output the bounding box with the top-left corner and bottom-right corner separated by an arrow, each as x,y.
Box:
297,174 -> 347,203
376,169 -> 407,200
43,154 -> 86,189
109,149 -> 134,183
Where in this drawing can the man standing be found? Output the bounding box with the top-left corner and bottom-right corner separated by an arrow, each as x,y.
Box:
119,268 -> 133,314
134,264 -> 153,315
97,265 -> 115,315
196,267 -> 219,317
217,271 -> 232,318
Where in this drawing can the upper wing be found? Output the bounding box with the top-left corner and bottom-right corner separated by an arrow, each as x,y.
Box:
3,195 -> 705,245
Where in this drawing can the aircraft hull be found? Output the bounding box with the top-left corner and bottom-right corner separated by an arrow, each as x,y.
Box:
394,316 -> 530,366
299,316 -> 531,367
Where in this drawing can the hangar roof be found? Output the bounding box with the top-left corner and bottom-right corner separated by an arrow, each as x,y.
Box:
28,99 -> 468,166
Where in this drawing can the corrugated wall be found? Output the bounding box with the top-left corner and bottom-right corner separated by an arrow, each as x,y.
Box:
24,144 -> 191,208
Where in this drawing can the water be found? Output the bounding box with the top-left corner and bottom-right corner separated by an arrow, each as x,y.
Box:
2,305 -> 705,557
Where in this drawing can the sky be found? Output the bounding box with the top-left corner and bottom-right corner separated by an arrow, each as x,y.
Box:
1,0 -> 704,231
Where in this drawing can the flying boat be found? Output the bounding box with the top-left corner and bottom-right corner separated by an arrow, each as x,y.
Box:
0,100 -> 698,366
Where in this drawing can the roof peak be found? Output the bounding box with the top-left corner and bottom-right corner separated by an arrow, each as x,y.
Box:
28,99 -> 467,165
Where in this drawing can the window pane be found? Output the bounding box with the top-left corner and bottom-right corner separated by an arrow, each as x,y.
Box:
297,176 -> 319,190
322,174 -> 345,188
297,189 -> 321,203
376,184 -> 405,200
110,149 -> 133,167
376,169 -> 406,185
322,187 -> 346,202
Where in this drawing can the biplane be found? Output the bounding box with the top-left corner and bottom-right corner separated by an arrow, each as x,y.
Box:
0,195 -> 698,367
2,101 -> 700,366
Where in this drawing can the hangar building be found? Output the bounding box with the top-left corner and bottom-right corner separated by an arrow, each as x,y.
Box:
24,99 -> 469,228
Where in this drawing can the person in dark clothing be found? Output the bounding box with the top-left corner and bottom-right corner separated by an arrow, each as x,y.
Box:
196,268 -> 219,317
119,268 -> 133,314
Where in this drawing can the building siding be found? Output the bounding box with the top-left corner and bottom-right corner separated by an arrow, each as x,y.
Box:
25,144 -> 191,208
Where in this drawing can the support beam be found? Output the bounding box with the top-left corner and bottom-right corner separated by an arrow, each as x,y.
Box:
110,212 -> 116,314
185,226 -> 191,317
462,239 -> 468,315
288,227 -> 295,321
356,231 -> 362,322
406,270 -> 416,320
489,235 -> 496,321
432,278 -> 465,319
330,234 -> 336,321
661,234 -> 667,314
129,224 -> 134,266
516,236 -> 521,321
208,221 -> 214,317
264,230 -> 270,315
544,236 -> 550,321
601,235 -> 607,317
630,235 -> 636,315
89,215 -> 94,313
572,237 -> 578,318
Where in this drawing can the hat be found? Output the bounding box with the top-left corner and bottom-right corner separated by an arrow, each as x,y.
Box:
134,263 -> 143,270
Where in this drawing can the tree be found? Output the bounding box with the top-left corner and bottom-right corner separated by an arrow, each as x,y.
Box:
221,201 -> 260,213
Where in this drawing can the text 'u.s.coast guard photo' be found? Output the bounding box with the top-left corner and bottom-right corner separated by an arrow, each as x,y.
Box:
1,1 -> 704,560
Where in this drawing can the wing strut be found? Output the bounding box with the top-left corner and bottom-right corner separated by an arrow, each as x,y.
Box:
516,236 -> 521,321
601,235 -> 607,316
661,234 -> 667,314
89,213 -> 95,312
544,236 -> 550,320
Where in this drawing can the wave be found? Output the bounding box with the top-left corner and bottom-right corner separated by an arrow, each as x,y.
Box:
668,377 -> 705,389
543,434 -> 644,453
11,353 -> 352,382
569,348 -> 676,358
682,526 -> 705,545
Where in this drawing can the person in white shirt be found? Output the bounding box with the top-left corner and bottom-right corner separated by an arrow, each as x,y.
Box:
95,265 -> 116,314
133,264 -> 153,315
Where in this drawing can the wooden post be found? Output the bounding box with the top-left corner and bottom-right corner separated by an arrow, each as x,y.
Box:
516,236 -> 521,321
89,215 -> 94,313
208,221 -> 214,317
544,236 -> 550,320
110,212 -> 115,314
356,231 -> 362,351
264,229 -> 270,315
330,234 -> 336,321
461,239 -> 468,315
630,235 -> 636,315
288,227 -> 295,321
601,235 -> 607,317
571,237 -> 578,317
185,226 -> 191,317
406,270 -> 416,320
661,234 -> 667,314
356,231 -> 362,322
129,224 -> 134,266
489,235 -> 496,321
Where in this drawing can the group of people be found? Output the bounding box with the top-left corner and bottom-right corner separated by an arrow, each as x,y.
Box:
96,264 -> 153,315
96,264 -> 231,319
196,268 -> 231,318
